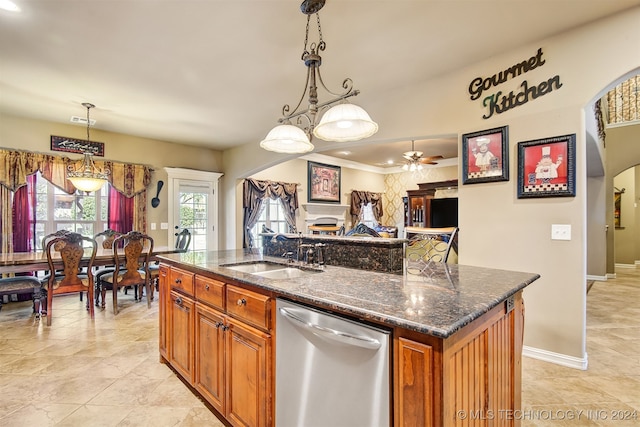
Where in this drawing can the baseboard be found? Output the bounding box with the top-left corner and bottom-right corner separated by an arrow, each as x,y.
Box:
615,263 -> 636,269
522,345 -> 588,370
606,273 -> 617,279
586,274 -> 606,282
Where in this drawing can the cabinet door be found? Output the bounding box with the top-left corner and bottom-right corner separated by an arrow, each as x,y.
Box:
396,338 -> 435,427
158,265 -> 170,359
225,319 -> 271,427
169,290 -> 195,382
195,303 -> 226,414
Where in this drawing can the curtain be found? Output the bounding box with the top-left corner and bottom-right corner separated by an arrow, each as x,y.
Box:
0,148 -> 152,196
108,185 -> 134,233
242,178 -> 299,248
350,190 -> 383,225
12,174 -> 36,252
0,185 -> 11,255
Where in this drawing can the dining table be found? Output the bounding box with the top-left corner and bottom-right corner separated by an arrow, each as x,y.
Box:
0,246 -> 184,275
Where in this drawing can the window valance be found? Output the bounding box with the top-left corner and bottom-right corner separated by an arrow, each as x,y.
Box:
0,148 -> 151,197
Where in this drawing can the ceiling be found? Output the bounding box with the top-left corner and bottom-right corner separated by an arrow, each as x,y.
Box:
1,0 -> 639,170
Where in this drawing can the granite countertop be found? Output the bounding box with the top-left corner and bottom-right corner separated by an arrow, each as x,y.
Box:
157,249 -> 540,339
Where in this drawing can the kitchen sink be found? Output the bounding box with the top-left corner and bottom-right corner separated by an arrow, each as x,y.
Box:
223,262 -> 286,274
253,267 -> 321,279
222,261 -> 322,279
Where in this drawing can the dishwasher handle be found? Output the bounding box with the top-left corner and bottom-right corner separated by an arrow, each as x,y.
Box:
279,307 -> 382,350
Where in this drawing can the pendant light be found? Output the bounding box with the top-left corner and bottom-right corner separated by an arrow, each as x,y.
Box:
260,0 -> 378,154
66,103 -> 110,192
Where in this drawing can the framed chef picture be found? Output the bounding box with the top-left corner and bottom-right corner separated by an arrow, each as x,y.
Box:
517,134 -> 576,199
461,126 -> 509,184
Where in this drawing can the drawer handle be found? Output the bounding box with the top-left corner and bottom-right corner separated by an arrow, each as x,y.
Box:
175,278 -> 182,284
237,298 -> 247,306
205,284 -> 210,291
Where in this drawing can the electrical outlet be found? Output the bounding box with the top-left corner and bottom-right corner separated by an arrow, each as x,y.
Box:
150,222 -> 157,230
551,224 -> 571,241
160,222 -> 169,230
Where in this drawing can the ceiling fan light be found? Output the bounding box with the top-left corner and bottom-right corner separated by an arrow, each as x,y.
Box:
313,104 -> 378,142
260,124 -> 314,154
402,164 -> 409,171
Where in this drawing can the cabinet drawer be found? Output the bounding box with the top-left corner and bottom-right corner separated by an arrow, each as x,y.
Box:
226,285 -> 271,331
169,267 -> 195,295
196,276 -> 225,310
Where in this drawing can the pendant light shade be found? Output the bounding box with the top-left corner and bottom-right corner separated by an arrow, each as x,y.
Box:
67,153 -> 109,192
260,124 -> 314,154
313,103 -> 378,142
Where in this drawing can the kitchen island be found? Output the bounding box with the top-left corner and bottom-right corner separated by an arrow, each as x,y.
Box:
157,249 -> 539,427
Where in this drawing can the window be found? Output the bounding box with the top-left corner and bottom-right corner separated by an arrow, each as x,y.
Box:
359,203 -> 379,229
251,198 -> 288,249
34,173 -> 108,250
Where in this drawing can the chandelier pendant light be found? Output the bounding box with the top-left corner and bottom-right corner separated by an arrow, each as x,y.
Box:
66,103 -> 110,192
260,0 -> 378,154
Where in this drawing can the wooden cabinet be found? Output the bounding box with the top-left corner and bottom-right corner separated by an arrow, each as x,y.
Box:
195,302 -> 226,414
168,289 -> 195,382
405,180 -> 458,228
162,264 -> 272,427
158,265 -> 170,359
395,293 -> 524,427
225,317 -> 271,427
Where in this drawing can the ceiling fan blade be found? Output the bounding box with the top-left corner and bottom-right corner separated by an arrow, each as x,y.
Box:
419,155 -> 444,164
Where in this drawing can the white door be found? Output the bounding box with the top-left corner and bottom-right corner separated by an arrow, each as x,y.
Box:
165,168 -> 223,252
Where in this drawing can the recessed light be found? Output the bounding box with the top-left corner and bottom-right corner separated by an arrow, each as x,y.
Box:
0,0 -> 20,12
387,160 -> 394,165
339,151 -> 351,156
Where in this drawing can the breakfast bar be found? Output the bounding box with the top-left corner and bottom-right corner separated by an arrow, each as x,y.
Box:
157,249 -> 539,426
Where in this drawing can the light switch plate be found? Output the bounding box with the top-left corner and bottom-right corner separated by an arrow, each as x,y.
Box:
150,222 -> 157,230
160,222 -> 169,230
551,224 -> 571,241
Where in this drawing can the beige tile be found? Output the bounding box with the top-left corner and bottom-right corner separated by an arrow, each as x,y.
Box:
0,402 -> 80,426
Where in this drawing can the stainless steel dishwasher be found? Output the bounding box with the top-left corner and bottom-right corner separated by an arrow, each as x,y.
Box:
275,298 -> 390,427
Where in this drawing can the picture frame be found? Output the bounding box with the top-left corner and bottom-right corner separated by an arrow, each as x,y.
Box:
50,135 -> 105,157
308,161 -> 341,203
461,125 -> 509,184
517,134 -> 576,199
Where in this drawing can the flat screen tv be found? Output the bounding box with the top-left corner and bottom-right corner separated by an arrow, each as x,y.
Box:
430,198 -> 458,228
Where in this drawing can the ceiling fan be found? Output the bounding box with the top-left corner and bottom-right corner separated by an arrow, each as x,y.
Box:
402,140 -> 443,171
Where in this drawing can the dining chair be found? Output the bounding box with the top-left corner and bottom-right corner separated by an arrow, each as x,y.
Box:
43,232 -> 97,326
92,229 -> 124,307
0,276 -> 45,319
41,229 -> 91,305
404,227 -> 458,275
98,231 -> 154,314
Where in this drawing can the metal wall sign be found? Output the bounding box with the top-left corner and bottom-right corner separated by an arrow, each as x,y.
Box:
468,48 -> 563,120
50,135 -> 104,156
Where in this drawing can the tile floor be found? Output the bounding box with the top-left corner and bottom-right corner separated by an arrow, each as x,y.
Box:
0,269 -> 638,426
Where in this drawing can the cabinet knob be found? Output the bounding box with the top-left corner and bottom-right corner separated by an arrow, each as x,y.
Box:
221,325 -> 230,331
237,298 -> 247,306
215,321 -> 224,329
175,296 -> 183,306
175,278 -> 182,284
205,284 -> 210,291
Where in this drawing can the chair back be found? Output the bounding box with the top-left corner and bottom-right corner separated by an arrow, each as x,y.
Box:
45,232 -> 97,291
42,229 -> 72,251
112,231 -> 154,287
405,227 -> 458,271
345,223 -> 381,237
94,229 -> 124,250
175,228 -> 191,251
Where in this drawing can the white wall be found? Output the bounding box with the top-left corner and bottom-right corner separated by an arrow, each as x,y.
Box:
220,7 -> 640,366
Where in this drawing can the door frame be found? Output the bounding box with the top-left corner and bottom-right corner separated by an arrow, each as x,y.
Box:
165,167 -> 223,251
